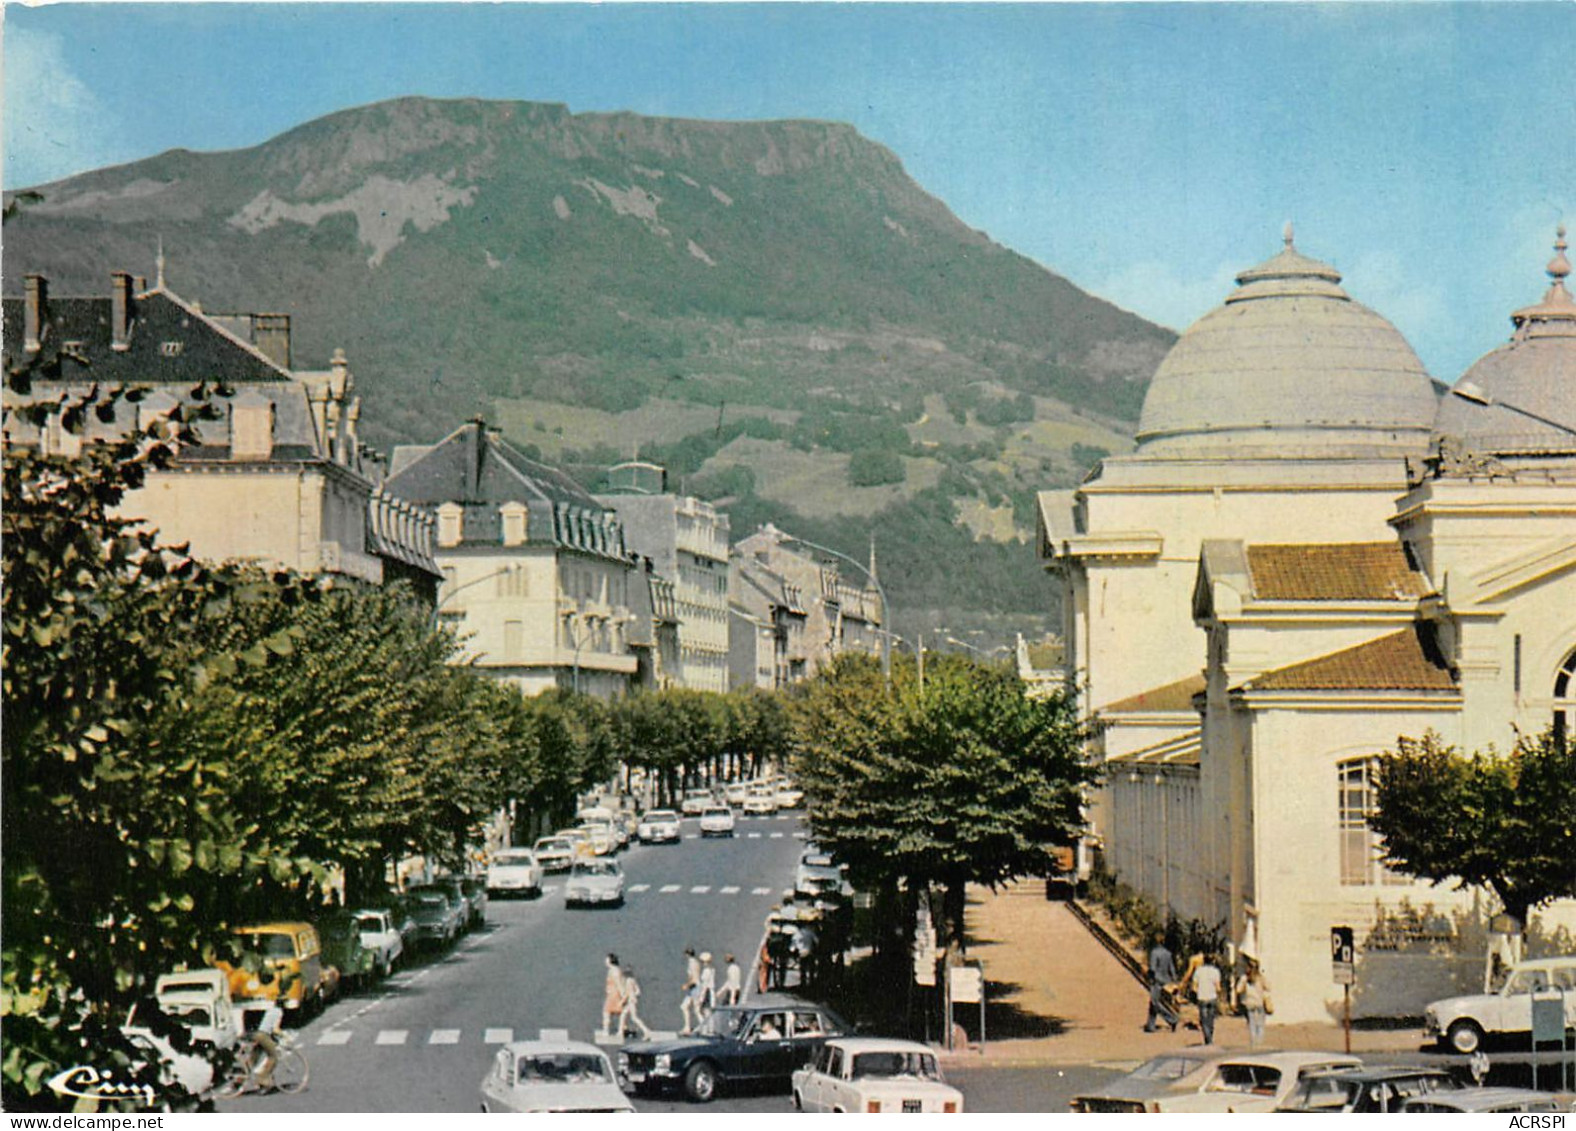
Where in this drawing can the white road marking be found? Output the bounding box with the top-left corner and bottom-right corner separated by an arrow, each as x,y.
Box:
317,1030 -> 353,1046
485,1028 -> 514,1044
375,1030 -> 408,1045
752,887 -> 773,895
660,884 -> 682,893
628,884 -> 651,893
746,833 -> 762,839
769,832 -> 785,839
429,1029 -> 461,1045
720,886 -> 741,894
690,885 -> 711,894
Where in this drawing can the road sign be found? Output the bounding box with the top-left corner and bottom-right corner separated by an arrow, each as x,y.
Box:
1331,926 -> 1355,986
949,964 -> 983,1004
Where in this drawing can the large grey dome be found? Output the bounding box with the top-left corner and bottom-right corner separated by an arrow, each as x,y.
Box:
1136,228 -> 1439,458
1436,227 -> 1576,455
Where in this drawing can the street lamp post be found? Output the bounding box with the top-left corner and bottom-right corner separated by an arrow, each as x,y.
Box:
943,636 -> 1010,662
1451,381 -> 1576,438
774,532 -> 891,687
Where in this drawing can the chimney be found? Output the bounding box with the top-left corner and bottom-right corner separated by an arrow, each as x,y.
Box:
23,274 -> 46,353
110,272 -> 134,351
253,314 -> 292,369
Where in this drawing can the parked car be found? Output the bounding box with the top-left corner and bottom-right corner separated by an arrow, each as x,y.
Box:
680,788 -> 715,816
742,790 -> 777,817
215,922 -> 325,1017
1424,955 -> 1576,1053
578,806 -> 628,851
352,908 -> 404,976
795,847 -> 848,897
637,809 -> 682,844
487,848 -> 543,899
564,858 -> 625,908
406,889 -> 463,948
792,1037 -> 964,1113
1071,1050 -> 1360,1113
480,1039 -> 636,1113
619,995 -> 850,1103
699,805 -> 736,838
1276,1065 -> 1465,1112
125,969 -> 241,1052
459,876 -> 489,927
317,909 -> 377,993
1402,1086 -> 1562,1113
534,835 -> 577,873
774,784 -> 805,810
724,782 -> 750,805
415,876 -> 473,932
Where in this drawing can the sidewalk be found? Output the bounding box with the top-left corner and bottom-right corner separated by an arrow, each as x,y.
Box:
940,880 -> 1423,1067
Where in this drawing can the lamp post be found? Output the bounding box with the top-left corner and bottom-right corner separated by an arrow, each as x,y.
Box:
432,564 -> 517,625
943,636 -> 1010,662
774,532 -> 891,687
1451,381 -> 1576,438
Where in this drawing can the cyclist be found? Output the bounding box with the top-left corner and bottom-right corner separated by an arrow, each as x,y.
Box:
240,1000 -> 284,1093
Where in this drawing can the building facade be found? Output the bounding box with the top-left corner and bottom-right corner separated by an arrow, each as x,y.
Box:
597,464 -> 731,692
2,271 -> 441,597
387,421 -> 639,698
1040,228 -> 1576,1023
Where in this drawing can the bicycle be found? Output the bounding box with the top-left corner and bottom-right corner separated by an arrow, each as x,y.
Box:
213,1029 -> 310,1098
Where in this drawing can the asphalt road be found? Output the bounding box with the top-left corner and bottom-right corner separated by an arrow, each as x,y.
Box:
239,813 -> 811,1113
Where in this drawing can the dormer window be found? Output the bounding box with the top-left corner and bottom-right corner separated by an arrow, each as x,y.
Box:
230,393 -> 274,460
500,502 -> 529,547
437,502 -> 464,548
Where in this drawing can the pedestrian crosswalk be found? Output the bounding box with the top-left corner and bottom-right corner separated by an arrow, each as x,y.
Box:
315,1027 -> 681,1049
532,882 -> 787,899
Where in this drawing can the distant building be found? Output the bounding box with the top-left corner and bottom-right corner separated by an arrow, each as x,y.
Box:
729,551 -> 810,690
387,421 -> 638,698
596,464 -> 731,693
731,523 -> 884,683
1039,227 -> 1576,1023
1,270 -> 441,598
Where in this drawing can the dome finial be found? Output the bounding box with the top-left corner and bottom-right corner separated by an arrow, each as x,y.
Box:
1547,224 -> 1570,284
1283,221 -> 1295,250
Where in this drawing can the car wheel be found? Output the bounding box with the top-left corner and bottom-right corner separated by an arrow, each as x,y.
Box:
1446,1019 -> 1485,1054
684,1060 -> 718,1103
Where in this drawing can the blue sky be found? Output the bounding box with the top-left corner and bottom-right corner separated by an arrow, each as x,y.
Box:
4,2 -> 1573,383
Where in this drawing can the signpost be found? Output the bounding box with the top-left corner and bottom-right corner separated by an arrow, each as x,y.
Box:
1530,987 -> 1571,1092
947,963 -> 986,1054
1331,926 -> 1355,1053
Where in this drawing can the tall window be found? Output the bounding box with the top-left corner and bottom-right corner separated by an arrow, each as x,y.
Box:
1338,758 -> 1406,886
1555,648 -> 1576,749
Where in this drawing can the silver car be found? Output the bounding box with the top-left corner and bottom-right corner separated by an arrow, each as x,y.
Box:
564,858 -> 624,908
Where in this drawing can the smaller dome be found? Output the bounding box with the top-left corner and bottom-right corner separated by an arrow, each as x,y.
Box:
1437,226 -> 1576,455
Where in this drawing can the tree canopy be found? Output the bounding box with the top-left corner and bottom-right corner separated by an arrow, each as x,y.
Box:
1371,729 -> 1576,931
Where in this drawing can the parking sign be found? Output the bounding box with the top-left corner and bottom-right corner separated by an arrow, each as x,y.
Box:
1331,926 -> 1355,985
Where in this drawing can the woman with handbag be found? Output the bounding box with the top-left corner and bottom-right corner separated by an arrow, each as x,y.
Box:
1235,956 -> 1272,1047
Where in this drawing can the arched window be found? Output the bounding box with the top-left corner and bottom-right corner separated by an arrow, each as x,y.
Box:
1555,648 -> 1576,749
1338,757 -> 1407,887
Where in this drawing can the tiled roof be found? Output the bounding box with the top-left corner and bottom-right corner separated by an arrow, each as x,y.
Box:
1100,673 -> 1206,715
1246,542 -> 1431,601
1240,625 -> 1456,693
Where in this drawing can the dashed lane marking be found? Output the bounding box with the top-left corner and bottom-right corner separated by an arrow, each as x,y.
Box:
752,887 -> 773,895
720,886 -> 741,894
659,884 -> 682,893
318,1030 -> 353,1046
429,1029 -> 461,1045
484,1028 -> 514,1044
690,885 -> 711,894
746,833 -> 762,839
769,833 -> 785,839
375,1030 -> 408,1045
628,884 -> 651,893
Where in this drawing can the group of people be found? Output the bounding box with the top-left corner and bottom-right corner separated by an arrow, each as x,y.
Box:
598,949 -> 744,1040
1145,936 -> 1272,1046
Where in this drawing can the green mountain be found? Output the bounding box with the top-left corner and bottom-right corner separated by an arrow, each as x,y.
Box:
3,97 -> 1174,640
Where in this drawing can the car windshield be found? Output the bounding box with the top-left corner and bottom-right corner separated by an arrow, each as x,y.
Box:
493,851 -> 535,866
572,861 -> 618,877
1130,1056 -> 1207,1082
702,807 -> 730,817
414,893 -> 447,908
354,913 -> 386,929
645,811 -> 678,822
1287,1077 -> 1358,1110
851,1051 -> 940,1080
536,839 -> 570,853
1207,1064 -> 1281,1094
1504,970 -> 1548,994
244,933 -> 296,958
517,1054 -> 612,1084
697,1009 -> 749,1039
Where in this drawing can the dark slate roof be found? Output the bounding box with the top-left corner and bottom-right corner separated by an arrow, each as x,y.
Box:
386,420 -> 628,560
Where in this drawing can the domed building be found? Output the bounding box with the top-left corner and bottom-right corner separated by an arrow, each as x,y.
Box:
1039,227 -> 1576,1024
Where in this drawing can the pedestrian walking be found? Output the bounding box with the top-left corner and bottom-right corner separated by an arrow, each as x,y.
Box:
757,937 -> 773,994
698,952 -> 717,1015
721,953 -> 743,1006
1144,934 -> 1179,1032
600,954 -> 625,1039
1192,952 -> 1223,1045
619,966 -> 652,1040
679,946 -> 703,1034
1234,957 -> 1271,1047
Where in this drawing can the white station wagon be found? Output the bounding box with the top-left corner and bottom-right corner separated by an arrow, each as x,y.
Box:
480,1039 -> 635,1113
792,1037 -> 964,1113
1424,955 -> 1576,1053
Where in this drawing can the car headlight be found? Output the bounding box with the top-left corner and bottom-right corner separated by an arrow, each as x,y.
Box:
653,1055 -> 671,1073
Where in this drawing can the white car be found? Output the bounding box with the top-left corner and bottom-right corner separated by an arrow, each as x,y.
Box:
480,1039 -> 635,1113
774,785 -> 805,810
534,836 -> 576,873
680,788 -> 715,816
564,858 -> 625,907
699,805 -> 736,837
577,822 -> 616,856
793,1038 -> 963,1113
723,782 -> 750,805
1149,1051 -> 1364,1113
353,908 -> 405,975
1424,955 -> 1576,1053
637,809 -> 682,844
486,848 -> 543,899
742,791 -> 777,816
